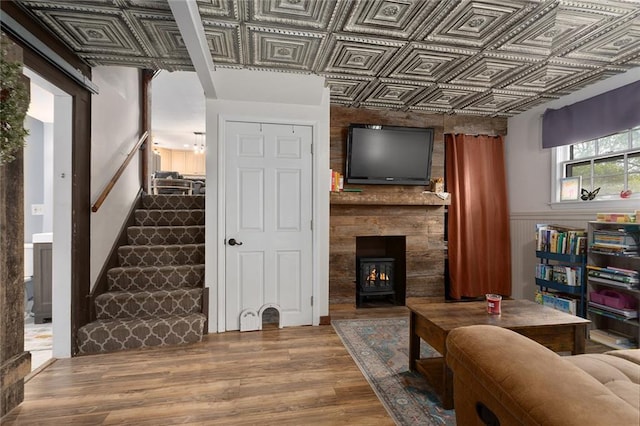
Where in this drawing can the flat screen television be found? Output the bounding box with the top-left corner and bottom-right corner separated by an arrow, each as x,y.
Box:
345,124 -> 434,185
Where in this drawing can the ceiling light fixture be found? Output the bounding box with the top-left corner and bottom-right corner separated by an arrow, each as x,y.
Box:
194,131 -> 206,154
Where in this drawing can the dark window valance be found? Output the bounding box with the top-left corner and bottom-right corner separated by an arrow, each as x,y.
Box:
542,79 -> 640,149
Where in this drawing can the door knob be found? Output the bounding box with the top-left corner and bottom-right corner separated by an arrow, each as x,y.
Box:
228,238 -> 243,246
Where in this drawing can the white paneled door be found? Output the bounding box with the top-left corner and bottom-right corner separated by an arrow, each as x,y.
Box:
225,122 -> 313,331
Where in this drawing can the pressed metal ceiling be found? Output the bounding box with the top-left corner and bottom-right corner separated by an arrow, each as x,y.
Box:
14,0 -> 640,116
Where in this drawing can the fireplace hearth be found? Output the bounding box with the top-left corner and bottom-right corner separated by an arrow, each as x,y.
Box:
356,257 -> 395,307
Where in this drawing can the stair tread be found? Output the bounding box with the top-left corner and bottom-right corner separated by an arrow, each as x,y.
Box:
126,225 -> 205,246
81,312 -> 206,327
96,287 -> 202,298
77,313 -> 207,354
141,194 -> 205,210
118,243 -> 205,250
127,225 -> 205,229
134,210 -> 205,227
108,264 -> 205,273
94,287 -> 203,320
107,264 -> 204,292
135,209 -> 205,213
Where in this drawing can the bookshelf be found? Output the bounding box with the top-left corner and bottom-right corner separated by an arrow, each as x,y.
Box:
534,224 -> 588,318
586,221 -> 640,350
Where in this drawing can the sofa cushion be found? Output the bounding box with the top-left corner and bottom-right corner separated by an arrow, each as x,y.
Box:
565,353 -> 640,384
605,381 -> 640,410
446,325 -> 640,426
606,348 -> 640,371
564,351 -> 640,410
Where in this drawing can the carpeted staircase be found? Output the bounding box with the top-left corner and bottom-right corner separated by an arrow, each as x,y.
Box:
77,194 -> 207,355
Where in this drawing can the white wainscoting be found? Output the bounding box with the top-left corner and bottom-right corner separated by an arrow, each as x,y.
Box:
510,211 -> 596,301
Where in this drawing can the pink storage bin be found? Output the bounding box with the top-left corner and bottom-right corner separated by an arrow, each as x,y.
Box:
589,291 -> 605,305
591,289 -> 637,310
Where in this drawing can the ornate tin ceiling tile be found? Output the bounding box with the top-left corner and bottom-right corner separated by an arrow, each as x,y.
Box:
412,84 -> 484,111
324,74 -> 374,96
133,14 -> 188,59
425,0 -> 537,48
246,26 -> 323,70
199,21 -> 241,63
549,68 -> 622,96
320,35 -> 404,76
459,89 -> 532,115
30,8 -> 149,56
496,3 -> 606,56
387,44 -> 477,82
195,0 -> 238,19
125,0 -> 172,11
323,74 -> 376,106
563,15 -> 640,63
360,79 -> 433,107
505,94 -> 559,115
247,0 -> 337,30
499,62 -> 591,93
448,55 -> 533,88
339,0 -> 441,39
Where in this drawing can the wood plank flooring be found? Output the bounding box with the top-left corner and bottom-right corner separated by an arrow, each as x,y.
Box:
3,307 -> 400,425
2,301 -> 609,425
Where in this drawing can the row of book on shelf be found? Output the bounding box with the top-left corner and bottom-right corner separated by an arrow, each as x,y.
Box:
590,229 -> 640,256
535,224 -> 587,255
535,264 -> 583,286
535,290 -> 577,315
587,265 -> 639,289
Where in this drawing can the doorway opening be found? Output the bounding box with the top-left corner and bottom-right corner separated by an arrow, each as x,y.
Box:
22,67 -> 73,367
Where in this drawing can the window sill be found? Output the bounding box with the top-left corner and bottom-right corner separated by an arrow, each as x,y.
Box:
549,197 -> 640,210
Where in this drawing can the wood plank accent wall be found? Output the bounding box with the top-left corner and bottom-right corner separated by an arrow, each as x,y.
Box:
330,107 -> 446,305
329,106 -> 507,306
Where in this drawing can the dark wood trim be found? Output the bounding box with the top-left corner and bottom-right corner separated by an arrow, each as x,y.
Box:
89,190 -> 143,321
202,287 -> 210,334
330,191 -> 450,206
91,132 -> 148,212
2,3 -> 92,356
319,316 -> 331,325
140,69 -> 154,193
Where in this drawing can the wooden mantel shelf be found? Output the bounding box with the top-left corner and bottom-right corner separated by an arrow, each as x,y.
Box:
330,191 -> 451,206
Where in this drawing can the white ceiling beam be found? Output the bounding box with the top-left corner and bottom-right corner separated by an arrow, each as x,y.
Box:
168,0 -> 217,98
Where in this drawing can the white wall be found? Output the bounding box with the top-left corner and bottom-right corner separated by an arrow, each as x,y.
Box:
151,70 -> 205,150
24,79 -> 56,238
204,69 -> 330,332
506,67 -> 640,301
90,66 -> 141,288
23,116 -> 45,241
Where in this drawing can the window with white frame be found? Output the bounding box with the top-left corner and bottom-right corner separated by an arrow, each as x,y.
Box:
556,127 -> 640,201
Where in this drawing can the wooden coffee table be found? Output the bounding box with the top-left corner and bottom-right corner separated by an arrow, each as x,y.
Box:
408,299 -> 590,409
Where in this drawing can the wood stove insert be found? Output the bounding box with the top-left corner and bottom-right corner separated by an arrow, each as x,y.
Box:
356,257 -> 396,307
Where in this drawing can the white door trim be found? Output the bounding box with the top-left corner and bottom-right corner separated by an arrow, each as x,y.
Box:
216,114 -> 320,332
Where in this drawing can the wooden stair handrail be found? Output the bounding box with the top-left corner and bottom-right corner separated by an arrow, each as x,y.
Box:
91,131 -> 148,213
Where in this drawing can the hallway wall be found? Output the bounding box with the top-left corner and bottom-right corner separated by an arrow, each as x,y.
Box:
90,66 -> 142,288
23,116 -> 44,242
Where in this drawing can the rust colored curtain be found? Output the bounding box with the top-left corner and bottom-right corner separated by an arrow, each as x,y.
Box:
445,134 -> 511,299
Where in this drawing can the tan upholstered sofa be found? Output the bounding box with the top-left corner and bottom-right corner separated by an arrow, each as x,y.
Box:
445,325 -> 640,425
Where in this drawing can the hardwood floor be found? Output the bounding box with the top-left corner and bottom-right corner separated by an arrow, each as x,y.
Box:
3,306 -> 404,425
3,300 -> 609,424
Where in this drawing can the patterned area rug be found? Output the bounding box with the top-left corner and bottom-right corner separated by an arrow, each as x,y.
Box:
332,317 -> 455,426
